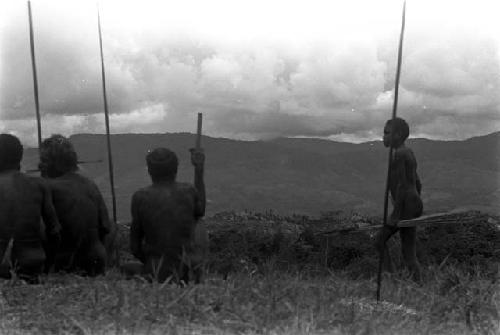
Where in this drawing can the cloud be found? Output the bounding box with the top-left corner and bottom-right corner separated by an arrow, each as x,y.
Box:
109,104 -> 168,133
0,104 -> 169,146
289,43 -> 386,112
1,1 -> 499,144
403,31 -> 500,109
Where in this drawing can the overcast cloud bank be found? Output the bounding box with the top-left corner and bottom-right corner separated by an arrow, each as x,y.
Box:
1,0 -> 499,145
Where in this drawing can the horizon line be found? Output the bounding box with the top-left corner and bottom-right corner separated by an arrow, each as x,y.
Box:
20,130 -> 499,149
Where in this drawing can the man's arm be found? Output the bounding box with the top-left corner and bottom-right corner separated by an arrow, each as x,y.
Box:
416,172 -> 422,196
40,180 -> 61,237
93,184 -> 111,242
190,148 -> 205,217
39,179 -> 61,271
130,191 -> 145,263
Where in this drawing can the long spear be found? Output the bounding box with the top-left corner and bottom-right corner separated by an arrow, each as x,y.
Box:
196,113 -> 203,149
376,0 -> 406,302
27,1 -> 42,154
97,6 -> 117,224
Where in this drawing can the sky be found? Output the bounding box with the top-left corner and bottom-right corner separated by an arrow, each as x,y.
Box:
1,0 -> 499,146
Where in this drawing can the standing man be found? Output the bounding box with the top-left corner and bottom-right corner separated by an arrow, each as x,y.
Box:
375,117 -> 423,282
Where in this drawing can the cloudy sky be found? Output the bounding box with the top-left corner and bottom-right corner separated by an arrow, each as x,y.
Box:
1,0 -> 499,145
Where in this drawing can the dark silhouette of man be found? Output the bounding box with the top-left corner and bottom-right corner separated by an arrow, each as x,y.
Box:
128,147 -> 206,283
39,135 -> 113,276
375,117 -> 423,282
0,134 -> 61,283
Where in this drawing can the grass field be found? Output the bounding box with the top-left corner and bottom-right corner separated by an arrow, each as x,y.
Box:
1,211 -> 499,334
0,265 -> 498,335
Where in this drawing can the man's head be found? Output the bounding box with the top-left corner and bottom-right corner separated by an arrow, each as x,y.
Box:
39,134 -> 78,178
0,134 -> 23,172
383,117 -> 409,148
146,148 -> 178,182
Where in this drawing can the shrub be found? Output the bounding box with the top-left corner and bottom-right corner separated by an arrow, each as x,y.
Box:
115,210 -> 499,278
205,210 -> 500,277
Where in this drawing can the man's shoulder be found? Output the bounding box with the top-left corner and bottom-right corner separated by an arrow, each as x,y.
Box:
0,172 -> 49,196
50,172 -> 96,191
394,146 -> 414,159
132,186 -> 153,201
19,172 -> 43,184
175,182 -> 196,192
18,173 -> 47,192
74,172 -> 101,191
62,171 -> 94,184
133,182 -> 195,199
175,182 -> 198,198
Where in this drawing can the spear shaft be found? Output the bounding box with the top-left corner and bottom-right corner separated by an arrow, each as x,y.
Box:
196,113 -> 203,149
377,0 -> 406,302
97,7 -> 117,224
27,1 -> 42,154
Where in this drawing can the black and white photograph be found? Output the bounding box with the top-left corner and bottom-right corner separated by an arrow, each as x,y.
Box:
0,0 -> 499,333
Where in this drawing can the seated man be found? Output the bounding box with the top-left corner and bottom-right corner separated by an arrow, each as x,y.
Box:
127,147 -> 207,283
39,135 -> 113,276
0,134 -> 61,283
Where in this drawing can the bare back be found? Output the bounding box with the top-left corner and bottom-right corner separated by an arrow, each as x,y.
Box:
48,172 -> 110,243
0,171 -> 58,241
131,182 -> 202,258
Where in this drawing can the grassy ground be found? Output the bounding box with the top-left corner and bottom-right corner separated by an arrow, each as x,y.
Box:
1,211 -> 499,334
0,264 -> 498,335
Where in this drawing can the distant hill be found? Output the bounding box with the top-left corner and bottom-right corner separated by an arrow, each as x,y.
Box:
21,132 -> 500,222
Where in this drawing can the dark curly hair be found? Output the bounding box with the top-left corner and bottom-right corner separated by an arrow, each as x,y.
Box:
39,134 -> 78,178
146,148 -> 178,182
0,134 -> 23,172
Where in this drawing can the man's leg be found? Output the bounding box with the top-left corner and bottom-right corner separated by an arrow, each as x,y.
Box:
399,227 -> 421,282
181,251 -> 205,284
0,239 -> 12,279
374,225 -> 398,273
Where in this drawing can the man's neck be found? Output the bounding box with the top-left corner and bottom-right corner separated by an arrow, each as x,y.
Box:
393,142 -> 406,150
46,168 -> 78,178
152,178 -> 176,185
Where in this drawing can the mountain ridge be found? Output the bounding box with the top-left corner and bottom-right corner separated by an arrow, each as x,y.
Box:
21,131 -> 500,222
